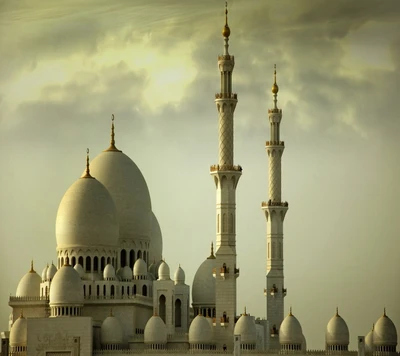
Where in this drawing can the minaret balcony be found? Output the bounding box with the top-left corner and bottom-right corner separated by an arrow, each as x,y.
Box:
215,92 -> 237,99
270,284 -> 279,296
268,108 -> 282,114
265,140 -> 285,147
210,164 -> 242,172
270,325 -> 279,338
261,200 -> 289,208
218,54 -> 234,61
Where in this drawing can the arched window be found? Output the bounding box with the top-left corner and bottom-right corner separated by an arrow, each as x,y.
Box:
143,251 -> 147,263
71,256 -> 76,267
85,256 -> 91,272
122,286 -> 125,296
175,299 -> 182,327
101,257 -> 105,271
97,285 -> 100,296
89,285 -> 92,297
78,256 -> 83,267
133,284 -> 137,295
103,285 -> 106,296
142,285 -> 147,296
137,250 -> 142,259
107,257 -> 111,264
93,256 -> 98,271
83,285 -> 86,297
159,295 -> 166,323
60,257 -> 64,267
130,250 -> 135,269
120,249 -> 127,267
111,285 -> 115,297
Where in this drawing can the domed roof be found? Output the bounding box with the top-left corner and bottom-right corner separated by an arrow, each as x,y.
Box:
41,265 -> 48,281
234,311 -> 257,344
189,314 -> 213,344
301,334 -> 307,351
158,261 -> 170,280
144,315 -> 167,344
16,262 -> 41,298
279,309 -> 303,345
47,263 -> 57,281
149,212 -> 163,263
326,309 -> 350,346
133,258 -> 147,277
174,265 -> 185,284
365,325 -> 374,352
117,266 -> 132,281
148,260 -> 157,278
74,263 -> 84,278
89,145 -> 152,242
101,313 -> 124,345
55,172 -> 119,249
49,259 -> 84,306
192,247 -> 216,306
374,310 -> 398,346
10,313 -> 27,347
103,264 -> 116,280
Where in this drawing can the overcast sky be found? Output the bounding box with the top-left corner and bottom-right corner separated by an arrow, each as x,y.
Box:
0,0 -> 399,350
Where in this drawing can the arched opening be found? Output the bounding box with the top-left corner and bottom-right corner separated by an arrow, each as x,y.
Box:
159,295 -> 166,323
137,250 -> 142,259
143,251 -> 147,262
88,285 -> 92,297
120,249 -> 127,267
127,286 -> 130,295
142,285 -> 147,296
107,257 -> 111,264
83,285 -> 86,297
71,256 -> 76,267
122,286 -> 125,296
175,299 -> 182,327
101,257 -> 105,271
97,285 -> 100,296
85,256 -> 91,272
60,257 -> 64,267
111,285 -> 115,297
93,256 -> 99,271
133,284 -> 137,295
78,256 -> 83,267
103,285 -> 106,296
130,250 -> 135,269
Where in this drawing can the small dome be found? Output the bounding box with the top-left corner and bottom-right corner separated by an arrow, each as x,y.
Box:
174,265 -> 185,284
103,264 -> 116,280
144,315 -> 167,344
49,260 -> 83,306
133,258 -> 147,277
279,309 -> 303,345
189,314 -> 213,344
41,265 -> 48,281
120,266 -> 132,281
192,252 -> 216,307
90,150 -> 152,243
10,314 -> 27,347
16,263 -> 41,298
158,261 -> 170,280
326,309 -> 350,346
148,261 -> 157,278
234,312 -> 257,344
101,314 -> 124,345
374,310 -> 398,346
55,175 -> 119,249
74,263 -> 84,278
47,263 -> 57,281
149,212 -> 163,263
365,325 -> 374,352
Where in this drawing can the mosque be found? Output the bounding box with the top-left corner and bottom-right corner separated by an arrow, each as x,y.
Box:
0,5 -> 398,356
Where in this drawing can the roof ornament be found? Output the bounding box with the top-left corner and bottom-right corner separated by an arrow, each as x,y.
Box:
383,307 -> 387,317
208,242 -> 216,259
105,114 -> 121,152
336,306 -> 339,316
222,2 -> 230,38
289,306 -> 293,316
81,148 -> 94,178
244,306 -> 247,316
29,260 -> 35,273
272,64 -> 279,109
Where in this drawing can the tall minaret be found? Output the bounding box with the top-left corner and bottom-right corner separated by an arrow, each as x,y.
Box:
210,3 -> 241,351
262,66 -> 288,350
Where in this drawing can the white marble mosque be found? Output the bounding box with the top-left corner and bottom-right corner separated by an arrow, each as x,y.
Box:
1,5 -> 397,356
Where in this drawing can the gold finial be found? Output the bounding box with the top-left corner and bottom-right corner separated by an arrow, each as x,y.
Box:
105,114 -> 121,152
208,242 -> 216,259
222,2 -> 230,38
336,307 -> 339,316
244,306 -> 247,316
289,306 -> 293,316
81,148 -> 94,178
383,307 -> 386,317
29,260 -> 34,273
272,64 -> 279,94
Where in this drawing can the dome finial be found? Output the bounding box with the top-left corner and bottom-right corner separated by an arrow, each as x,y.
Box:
272,64 -> 279,95
105,114 -> 121,152
222,2 -> 231,38
383,307 -> 386,317
208,242 -> 215,259
244,306 -> 247,316
289,306 -> 293,316
81,148 -> 94,178
336,306 -> 339,316
29,259 -> 34,273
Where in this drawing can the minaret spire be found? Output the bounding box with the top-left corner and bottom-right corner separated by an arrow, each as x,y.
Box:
262,65 -> 288,350
210,4 -> 241,351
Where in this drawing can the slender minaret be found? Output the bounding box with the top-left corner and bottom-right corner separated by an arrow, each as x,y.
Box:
210,3 -> 241,351
262,66 -> 288,350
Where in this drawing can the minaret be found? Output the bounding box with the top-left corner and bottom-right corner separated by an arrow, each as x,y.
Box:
262,66 -> 288,350
210,3 -> 241,351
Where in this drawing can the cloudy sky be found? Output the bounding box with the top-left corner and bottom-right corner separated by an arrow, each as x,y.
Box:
0,0 -> 399,349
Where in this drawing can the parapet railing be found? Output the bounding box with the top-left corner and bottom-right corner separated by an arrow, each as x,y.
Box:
9,296 -> 49,302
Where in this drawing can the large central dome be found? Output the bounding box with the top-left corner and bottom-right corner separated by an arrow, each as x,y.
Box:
90,150 -> 152,242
